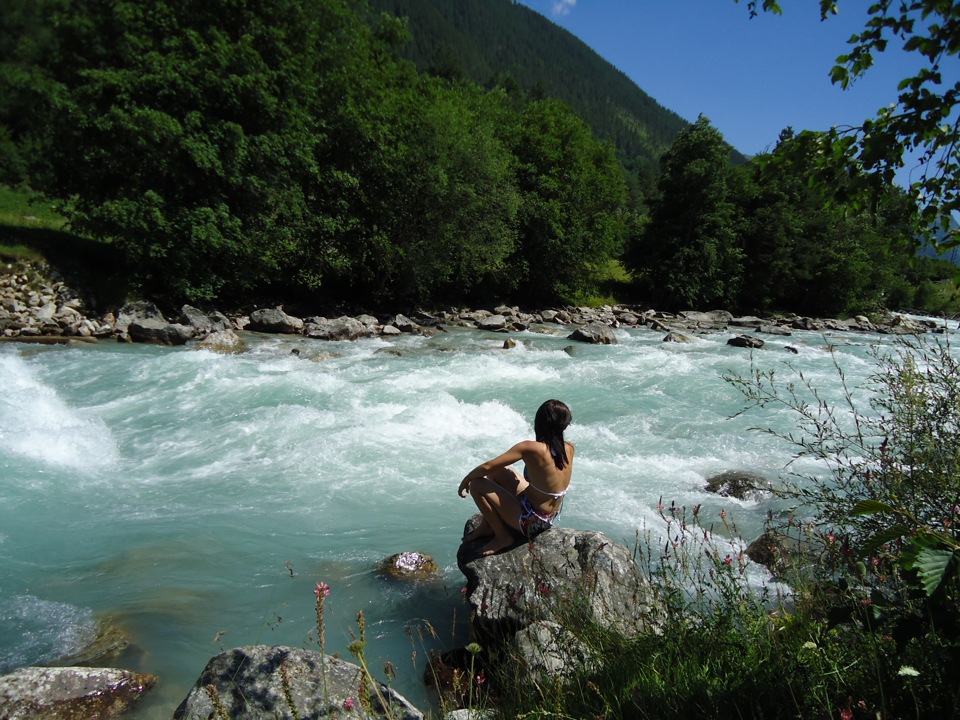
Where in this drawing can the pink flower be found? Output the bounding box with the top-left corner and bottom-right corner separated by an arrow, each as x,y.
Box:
314,582 -> 330,598
343,697 -> 355,710
839,708 -> 853,720
827,532 -> 836,544
723,555 -> 732,566
475,672 -> 486,686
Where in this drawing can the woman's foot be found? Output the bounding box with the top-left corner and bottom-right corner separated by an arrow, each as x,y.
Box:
479,535 -> 515,556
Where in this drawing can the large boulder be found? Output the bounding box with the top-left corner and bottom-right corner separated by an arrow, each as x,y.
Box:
128,317 -> 194,345
178,305 -> 231,336
115,301 -> 164,332
679,310 -> 732,325
0,666 -> 157,720
173,646 -> 423,720
248,308 -> 304,335
303,316 -> 374,341
457,516 -> 661,676
567,324 -> 617,345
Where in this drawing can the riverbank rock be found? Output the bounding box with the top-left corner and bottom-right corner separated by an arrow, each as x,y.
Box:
173,645 -> 423,720
178,305 -> 231,336
457,516 -> 661,678
248,307 -> 304,334
304,315 -> 375,340
378,552 -> 439,580
0,666 -> 157,720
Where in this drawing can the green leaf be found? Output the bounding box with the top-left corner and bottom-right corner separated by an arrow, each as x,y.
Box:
904,547 -> 957,596
850,499 -> 897,516
860,525 -> 911,558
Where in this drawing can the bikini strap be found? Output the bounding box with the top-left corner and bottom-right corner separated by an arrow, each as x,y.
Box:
526,483 -> 567,499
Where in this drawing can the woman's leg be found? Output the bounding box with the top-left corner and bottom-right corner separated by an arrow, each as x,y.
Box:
462,468 -> 527,542
467,475 -> 523,556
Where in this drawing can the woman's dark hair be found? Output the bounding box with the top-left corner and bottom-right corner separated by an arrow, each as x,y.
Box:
534,399 -> 572,470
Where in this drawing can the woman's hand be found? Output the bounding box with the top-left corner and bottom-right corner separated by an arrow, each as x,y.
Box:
458,476 -> 472,498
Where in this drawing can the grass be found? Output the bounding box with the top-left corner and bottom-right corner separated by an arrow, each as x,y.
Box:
0,184 -> 129,307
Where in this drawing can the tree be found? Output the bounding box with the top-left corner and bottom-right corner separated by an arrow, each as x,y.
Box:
740,0 -> 960,245
28,0 -> 392,305
353,77 -> 520,306
732,129 -> 920,315
627,115 -> 742,309
510,98 -> 630,305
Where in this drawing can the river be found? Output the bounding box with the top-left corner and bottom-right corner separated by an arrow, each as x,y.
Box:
0,318 -> 952,717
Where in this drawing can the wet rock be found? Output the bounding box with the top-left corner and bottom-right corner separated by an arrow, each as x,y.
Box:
704,470 -> 771,500
567,324 -> 617,345
727,334 -> 764,349
0,666 -> 156,720
663,331 -> 693,343
195,329 -> 245,354
378,552 -> 439,580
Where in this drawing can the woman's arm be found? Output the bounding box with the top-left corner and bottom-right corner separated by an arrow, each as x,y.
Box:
457,442 -> 532,497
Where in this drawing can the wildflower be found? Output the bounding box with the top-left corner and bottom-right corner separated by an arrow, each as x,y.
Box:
460,586 -> 467,595
343,696 -> 355,709
722,555 -> 732,566
827,532 -> 836,544
465,643 -> 482,655
839,708 -> 853,720
802,641 -> 817,650
475,671 -> 486,686
314,582 -> 330,598
898,665 -> 920,677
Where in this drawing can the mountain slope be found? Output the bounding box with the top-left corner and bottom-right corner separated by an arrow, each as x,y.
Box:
367,0 -> 702,185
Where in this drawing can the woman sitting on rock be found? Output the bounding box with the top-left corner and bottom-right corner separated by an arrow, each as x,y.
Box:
458,399 -> 574,556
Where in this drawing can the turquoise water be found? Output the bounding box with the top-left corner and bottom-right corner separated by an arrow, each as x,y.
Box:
0,320 -> 951,717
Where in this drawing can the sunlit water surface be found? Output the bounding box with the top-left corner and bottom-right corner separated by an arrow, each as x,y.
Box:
1,319 -> 954,717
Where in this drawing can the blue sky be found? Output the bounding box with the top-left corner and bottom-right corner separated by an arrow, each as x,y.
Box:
514,1 -> 939,173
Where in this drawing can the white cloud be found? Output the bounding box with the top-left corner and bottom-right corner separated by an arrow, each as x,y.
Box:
551,0 -> 576,17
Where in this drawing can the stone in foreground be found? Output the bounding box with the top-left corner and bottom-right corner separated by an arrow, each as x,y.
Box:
174,645 -> 423,720
0,666 -> 157,720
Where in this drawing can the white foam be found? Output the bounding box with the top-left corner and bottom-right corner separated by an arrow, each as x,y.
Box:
0,353 -> 119,472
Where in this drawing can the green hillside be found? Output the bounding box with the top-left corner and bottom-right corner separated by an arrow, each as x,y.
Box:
367,0 -> 714,187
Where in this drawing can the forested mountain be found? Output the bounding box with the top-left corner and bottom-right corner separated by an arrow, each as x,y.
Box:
366,0 -> 715,187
